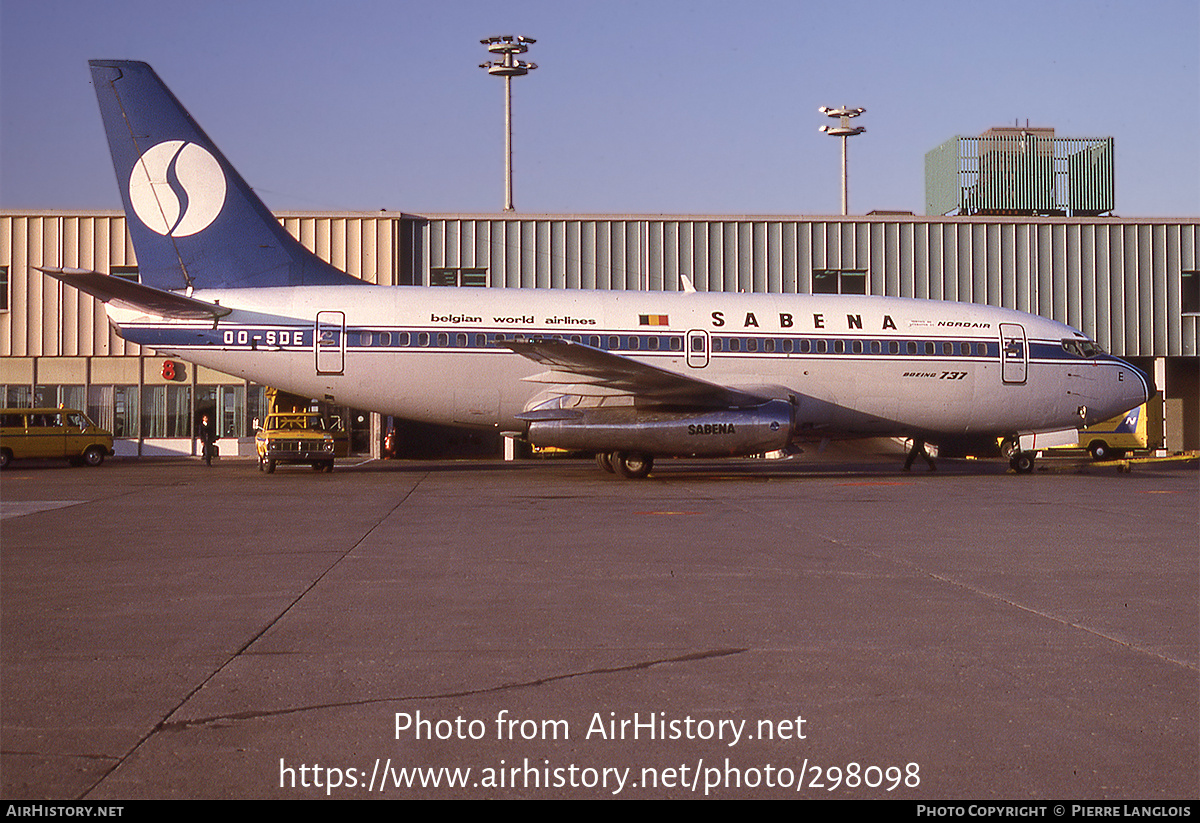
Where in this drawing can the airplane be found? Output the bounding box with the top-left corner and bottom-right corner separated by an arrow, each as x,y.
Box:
40,60 -> 1153,478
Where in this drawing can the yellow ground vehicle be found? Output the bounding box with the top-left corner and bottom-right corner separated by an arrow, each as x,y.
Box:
0,408 -> 113,469
1073,404 -> 1148,460
254,412 -> 349,473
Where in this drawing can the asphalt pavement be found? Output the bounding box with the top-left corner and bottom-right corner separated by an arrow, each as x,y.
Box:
2,448 -> 1196,799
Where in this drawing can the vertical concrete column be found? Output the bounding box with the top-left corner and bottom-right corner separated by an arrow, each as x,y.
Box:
1155,357 -> 1168,456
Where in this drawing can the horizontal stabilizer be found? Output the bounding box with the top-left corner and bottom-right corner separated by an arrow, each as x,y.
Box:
37,267 -> 232,320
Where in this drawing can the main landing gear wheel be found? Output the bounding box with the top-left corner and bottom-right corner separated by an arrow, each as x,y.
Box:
1009,452 -> 1035,474
596,452 -> 615,473
1000,437 -> 1018,459
612,451 -> 653,479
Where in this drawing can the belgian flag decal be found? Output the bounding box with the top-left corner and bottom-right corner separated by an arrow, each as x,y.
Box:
639,314 -> 669,326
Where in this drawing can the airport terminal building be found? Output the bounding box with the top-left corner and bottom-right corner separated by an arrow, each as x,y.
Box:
1,209 -> 1197,456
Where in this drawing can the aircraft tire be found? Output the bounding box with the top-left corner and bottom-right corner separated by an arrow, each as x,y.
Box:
1010,452 -> 1035,474
613,452 -> 653,479
596,452 -> 615,473
1000,437 -> 1019,459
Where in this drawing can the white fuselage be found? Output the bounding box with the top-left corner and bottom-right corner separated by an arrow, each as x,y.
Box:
109,286 -> 1150,444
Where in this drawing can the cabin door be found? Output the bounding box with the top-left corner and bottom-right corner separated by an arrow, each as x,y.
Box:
315,311 -> 346,375
999,323 -> 1027,384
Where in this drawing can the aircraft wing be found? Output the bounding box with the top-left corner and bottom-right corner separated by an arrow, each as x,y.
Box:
37,267 -> 232,320
506,338 -> 769,408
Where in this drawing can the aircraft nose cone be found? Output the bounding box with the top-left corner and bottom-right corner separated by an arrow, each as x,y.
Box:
1133,363 -> 1156,404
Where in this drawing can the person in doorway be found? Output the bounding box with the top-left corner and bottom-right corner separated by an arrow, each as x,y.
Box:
197,414 -> 217,466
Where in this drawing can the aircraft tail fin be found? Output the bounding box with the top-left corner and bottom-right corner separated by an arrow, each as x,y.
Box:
89,60 -> 362,291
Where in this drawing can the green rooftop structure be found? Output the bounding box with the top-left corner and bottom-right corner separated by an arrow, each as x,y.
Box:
926,127 -> 1114,217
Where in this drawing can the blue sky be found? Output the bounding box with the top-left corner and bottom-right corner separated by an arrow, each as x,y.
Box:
1,0 -> 1196,216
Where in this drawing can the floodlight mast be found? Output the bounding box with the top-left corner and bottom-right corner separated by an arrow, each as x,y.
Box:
480,36 -> 537,212
819,106 -> 866,215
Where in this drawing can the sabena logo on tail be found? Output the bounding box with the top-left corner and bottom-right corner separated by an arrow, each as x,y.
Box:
129,140 -> 226,237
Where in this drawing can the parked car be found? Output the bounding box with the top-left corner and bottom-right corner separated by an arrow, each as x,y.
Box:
0,408 -> 113,469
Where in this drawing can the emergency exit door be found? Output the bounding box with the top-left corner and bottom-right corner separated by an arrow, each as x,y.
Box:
687,329 -> 710,368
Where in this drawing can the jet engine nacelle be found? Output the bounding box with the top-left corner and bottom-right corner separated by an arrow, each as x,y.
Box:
525,400 -> 795,457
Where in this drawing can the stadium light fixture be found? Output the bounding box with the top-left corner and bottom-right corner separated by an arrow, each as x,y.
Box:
480,36 -> 538,212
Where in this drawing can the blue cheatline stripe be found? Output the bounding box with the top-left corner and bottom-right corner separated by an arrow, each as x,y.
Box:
122,322 -> 1119,369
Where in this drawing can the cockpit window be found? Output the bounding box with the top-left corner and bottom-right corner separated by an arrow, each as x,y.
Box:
1061,338 -> 1104,358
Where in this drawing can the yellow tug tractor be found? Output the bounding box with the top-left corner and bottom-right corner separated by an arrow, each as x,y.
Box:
254,389 -> 349,473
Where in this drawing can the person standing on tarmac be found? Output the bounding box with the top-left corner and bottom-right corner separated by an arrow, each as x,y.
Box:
903,437 -> 936,471
197,414 -> 217,466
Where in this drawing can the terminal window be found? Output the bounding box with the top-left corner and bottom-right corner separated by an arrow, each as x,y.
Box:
812,269 -> 868,295
430,268 -> 488,287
